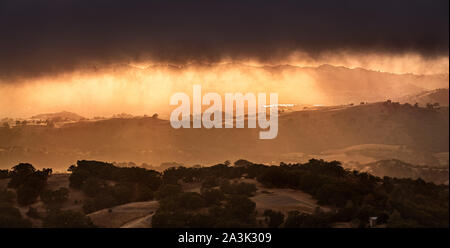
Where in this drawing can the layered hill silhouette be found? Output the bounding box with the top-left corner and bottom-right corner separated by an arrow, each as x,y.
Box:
0,101 -> 447,172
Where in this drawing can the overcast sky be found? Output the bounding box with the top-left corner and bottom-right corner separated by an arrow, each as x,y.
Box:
0,0 -> 448,80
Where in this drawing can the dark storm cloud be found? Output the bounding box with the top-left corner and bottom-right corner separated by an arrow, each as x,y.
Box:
0,0 -> 448,80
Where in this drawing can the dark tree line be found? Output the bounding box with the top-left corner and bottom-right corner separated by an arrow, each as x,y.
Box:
0,158 -> 438,228
68,160 -> 161,213
151,159 -> 448,227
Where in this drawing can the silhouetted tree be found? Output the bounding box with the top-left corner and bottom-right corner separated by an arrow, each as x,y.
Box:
8,163 -> 50,205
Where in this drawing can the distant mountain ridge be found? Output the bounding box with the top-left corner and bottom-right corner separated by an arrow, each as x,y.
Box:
147,63 -> 449,105
90,62 -> 449,106
31,111 -> 85,122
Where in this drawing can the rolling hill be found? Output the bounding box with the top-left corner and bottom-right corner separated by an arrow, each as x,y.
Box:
0,101 -> 447,174
395,88 -> 449,107
31,111 -> 85,122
